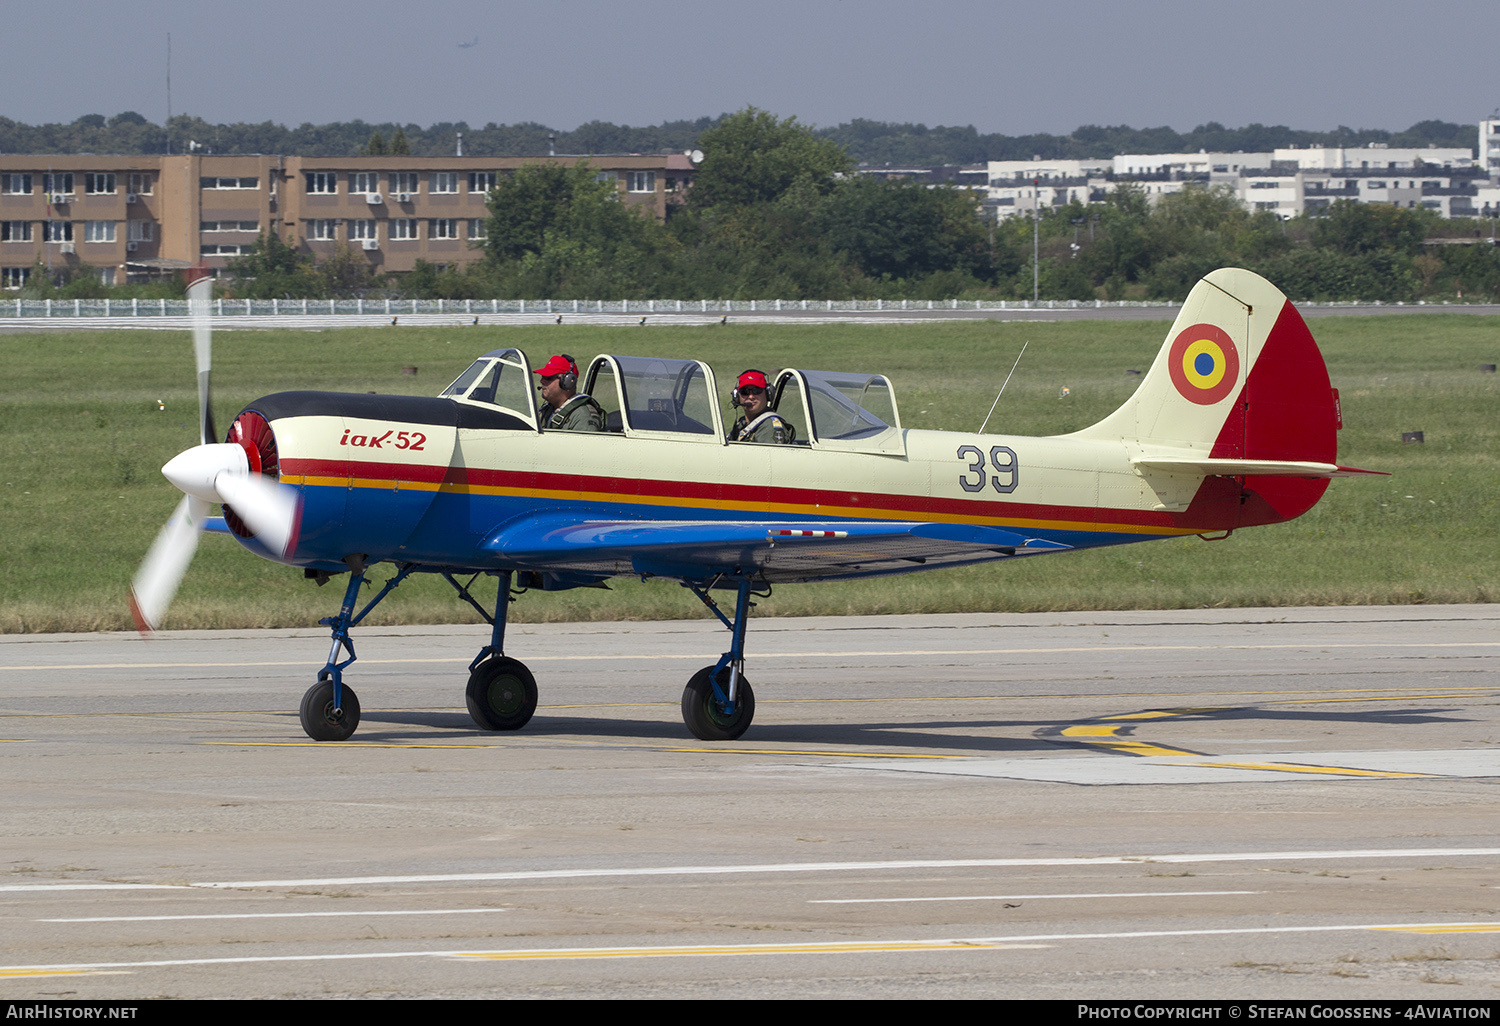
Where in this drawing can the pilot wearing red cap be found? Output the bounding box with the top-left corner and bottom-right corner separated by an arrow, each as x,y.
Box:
727,369 -> 795,444
534,354 -> 606,433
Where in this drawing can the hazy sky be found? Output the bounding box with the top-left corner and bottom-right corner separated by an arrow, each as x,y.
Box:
11,0 -> 1497,135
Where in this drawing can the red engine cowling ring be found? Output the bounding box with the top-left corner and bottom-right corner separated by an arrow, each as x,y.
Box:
223,411 -> 279,539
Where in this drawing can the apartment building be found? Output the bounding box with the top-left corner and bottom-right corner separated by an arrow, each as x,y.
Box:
984,135 -> 1495,223
0,152 -> 697,288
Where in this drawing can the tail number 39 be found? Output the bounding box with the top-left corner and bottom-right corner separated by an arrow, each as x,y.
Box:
957,445 -> 1018,494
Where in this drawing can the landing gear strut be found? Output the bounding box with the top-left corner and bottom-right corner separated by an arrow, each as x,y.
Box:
462,571 -> 537,731
681,577 -> 761,741
301,561 -> 415,741
298,564 -> 538,741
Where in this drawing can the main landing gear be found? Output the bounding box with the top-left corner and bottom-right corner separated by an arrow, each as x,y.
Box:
298,564 -> 763,743
300,564 -> 537,741
680,578 -> 762,741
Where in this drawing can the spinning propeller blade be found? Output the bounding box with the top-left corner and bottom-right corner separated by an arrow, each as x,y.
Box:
214,469 -> 302,558
189,274 -> 215,447
130,271 -> 301,634
129,495 -> 212,633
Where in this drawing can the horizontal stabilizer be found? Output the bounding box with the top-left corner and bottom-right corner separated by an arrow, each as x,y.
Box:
1133,457 -> 1387,479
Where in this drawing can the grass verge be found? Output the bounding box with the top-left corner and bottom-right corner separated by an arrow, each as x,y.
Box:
1,315 -> 1495,632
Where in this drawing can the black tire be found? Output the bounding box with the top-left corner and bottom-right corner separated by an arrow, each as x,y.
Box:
681,665 -> 755,741
466,657 -> 538,731
300,678 -> 360,741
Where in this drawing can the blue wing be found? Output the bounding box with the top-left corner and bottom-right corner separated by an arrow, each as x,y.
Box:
481,512 -> 1069,583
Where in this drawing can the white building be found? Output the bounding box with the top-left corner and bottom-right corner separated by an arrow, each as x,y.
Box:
1481,117 -> 1500,174
1113,152 -> 1271,175
986,158 -> 1111,182
1274,143 -> 1472,170
983,121 -> 1496,222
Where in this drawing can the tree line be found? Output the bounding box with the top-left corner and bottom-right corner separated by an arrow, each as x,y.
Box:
0,111 -> 1478,164
13,109 -> 1500,304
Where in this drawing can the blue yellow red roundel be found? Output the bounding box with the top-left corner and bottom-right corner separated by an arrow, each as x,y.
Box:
1167,323 -> 1240,405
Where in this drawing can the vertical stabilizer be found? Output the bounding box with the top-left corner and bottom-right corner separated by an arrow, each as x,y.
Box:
1072,268 -> 1340,526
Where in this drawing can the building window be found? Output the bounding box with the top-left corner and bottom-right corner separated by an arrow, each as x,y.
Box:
306,173 -> 337,195
309,219 -> 338,240
349,219 -> 377,241
595,171 -> 618,185
95,266 -> 115,286
1,221 -> 32,242
350,172 -> 380,195
1,174 -> 32,195
42,173 -> 74,195
200,244 -> 249,256
85,173 -> 117,195
201,177 -> 259,190
2,267 -> 29,289
429,218 -> 458,239
389,172 -> 418,196
389,219 -> 418,240
201,221 -> 259,232
44,221 -> 73,242
430,172 -> 458,194
467,219 -> 487,240
468,172 -> 496,194
128,220 -> 155,242
627,171 -> 656,193
84,221 -> 117,243
127,173 -> 153,196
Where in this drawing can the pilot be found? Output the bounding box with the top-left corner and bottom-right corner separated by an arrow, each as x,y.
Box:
534,354 -> 606,432
726,369 -> 795,444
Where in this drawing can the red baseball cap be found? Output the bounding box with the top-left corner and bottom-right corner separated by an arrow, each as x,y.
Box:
534,355 -> 577,378
736,370 -> 768,390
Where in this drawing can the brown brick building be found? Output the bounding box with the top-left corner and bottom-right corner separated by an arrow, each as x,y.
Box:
0,152 -> 697,288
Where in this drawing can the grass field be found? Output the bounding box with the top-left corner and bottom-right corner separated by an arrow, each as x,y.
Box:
1,314 -> 1496,633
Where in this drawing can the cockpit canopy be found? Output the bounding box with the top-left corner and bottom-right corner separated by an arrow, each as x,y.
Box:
440,348 -> 539,428
584,355 -> 722,438
439,349 -> 903,454
770,369 -> 903,454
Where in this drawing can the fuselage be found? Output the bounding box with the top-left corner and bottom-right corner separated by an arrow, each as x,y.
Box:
236,389 -> 1322,578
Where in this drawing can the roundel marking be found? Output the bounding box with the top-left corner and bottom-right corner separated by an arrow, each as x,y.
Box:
1168,323 -> 1240,405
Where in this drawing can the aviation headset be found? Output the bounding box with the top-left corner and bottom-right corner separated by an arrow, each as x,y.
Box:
731,369 -> 769,408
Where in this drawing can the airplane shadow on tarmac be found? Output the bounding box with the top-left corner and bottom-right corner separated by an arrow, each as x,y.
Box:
345,703 -> 1474,754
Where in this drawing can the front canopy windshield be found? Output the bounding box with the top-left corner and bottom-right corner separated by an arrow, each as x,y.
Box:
797,369 -> 900,441
439,348 -> 536,424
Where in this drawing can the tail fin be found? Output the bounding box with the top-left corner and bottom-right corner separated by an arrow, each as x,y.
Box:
1073,268 -> 1344,525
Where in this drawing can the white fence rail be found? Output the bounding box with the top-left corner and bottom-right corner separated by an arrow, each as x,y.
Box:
0,296 -> 1474,318
2,296 -> 1180,318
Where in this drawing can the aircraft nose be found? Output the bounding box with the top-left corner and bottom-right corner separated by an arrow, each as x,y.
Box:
161,442 -> 249,504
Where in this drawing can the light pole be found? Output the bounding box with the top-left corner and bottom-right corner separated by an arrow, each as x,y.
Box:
1033,176 -> 1040,303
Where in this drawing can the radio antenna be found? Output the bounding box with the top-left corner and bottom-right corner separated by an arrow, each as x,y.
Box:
978,341 -> 1027,435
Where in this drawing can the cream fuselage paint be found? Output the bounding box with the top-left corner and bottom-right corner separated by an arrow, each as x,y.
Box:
270,409 -> 1181,569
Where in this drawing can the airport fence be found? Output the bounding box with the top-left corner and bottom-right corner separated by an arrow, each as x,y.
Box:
0,296 -> 1481,319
